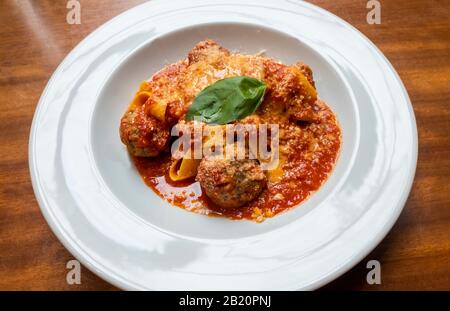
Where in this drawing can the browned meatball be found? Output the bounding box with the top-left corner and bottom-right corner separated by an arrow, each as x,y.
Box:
187,39 -> 230,65
196,158 -> 267,208
119,106 -> 170,157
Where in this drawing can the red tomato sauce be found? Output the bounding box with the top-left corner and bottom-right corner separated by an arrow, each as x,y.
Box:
132,100 -> 341,222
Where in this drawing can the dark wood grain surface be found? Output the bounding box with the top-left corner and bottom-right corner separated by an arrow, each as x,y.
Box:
0,0 -> 449,290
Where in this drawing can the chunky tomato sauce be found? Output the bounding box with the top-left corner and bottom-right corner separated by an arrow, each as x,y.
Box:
133,99 -> 341,222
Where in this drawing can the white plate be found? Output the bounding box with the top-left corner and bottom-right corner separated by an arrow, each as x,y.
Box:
29,0 -> 417,290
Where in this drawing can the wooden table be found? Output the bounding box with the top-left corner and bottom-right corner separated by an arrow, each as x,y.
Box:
0,0 -> 449,291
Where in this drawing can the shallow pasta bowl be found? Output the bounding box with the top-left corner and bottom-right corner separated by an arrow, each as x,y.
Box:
29,0 -> 417,290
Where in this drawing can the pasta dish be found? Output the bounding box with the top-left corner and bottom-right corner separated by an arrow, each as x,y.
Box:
119,40 -> 341,221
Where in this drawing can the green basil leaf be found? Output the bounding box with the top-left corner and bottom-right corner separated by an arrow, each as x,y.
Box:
186,76 -> 266,124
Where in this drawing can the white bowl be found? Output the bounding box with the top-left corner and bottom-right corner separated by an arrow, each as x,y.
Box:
29,0 -> 417,290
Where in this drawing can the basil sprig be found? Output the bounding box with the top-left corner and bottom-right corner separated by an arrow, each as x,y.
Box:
186,76 -> 266,124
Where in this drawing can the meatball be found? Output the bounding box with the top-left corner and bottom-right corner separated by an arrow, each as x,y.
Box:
196,158 -> 267,208
119,106 -> 170,157
187,39 -> 230,64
